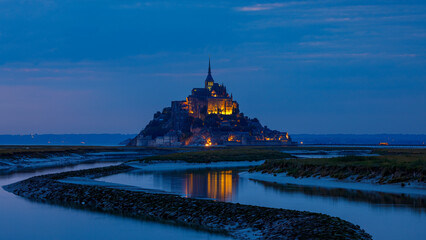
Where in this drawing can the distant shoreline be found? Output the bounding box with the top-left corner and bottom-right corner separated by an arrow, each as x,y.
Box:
1,145 -> 425,175
0,133 -> 424,146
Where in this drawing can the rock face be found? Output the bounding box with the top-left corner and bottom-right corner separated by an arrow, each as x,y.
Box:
128,61 -> 295,147
4,165 -> 372,240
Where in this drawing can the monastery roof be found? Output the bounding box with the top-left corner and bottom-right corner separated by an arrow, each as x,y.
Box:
191,88 -> 210,96
205,58 -> 214,82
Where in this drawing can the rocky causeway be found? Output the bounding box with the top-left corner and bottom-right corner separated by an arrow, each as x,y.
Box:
3,164 -> 372,240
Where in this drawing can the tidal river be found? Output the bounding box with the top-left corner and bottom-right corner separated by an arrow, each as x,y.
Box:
98,167 -> 426,240
0,162 -> 231,240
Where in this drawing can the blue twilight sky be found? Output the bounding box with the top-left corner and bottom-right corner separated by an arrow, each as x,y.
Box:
0,0 -> 425,134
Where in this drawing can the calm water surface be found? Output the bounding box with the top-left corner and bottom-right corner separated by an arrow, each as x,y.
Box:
0,163 -> 231,240
99,167 -> 426,240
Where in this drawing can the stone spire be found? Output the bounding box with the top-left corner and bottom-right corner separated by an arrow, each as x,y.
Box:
205,57 -> 214,89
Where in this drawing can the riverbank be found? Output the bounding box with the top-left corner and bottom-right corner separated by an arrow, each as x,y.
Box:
240,171 -> 426,196
4,164 -> 371,240
0,146 -> 181,175
250,149 -> 426,185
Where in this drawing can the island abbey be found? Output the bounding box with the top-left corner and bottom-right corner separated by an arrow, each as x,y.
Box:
176,59 -> 238,119
187,60 -> 238,117
128,60 -> 294,147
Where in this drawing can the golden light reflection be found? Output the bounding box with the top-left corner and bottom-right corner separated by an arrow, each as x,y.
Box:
184,173 -> 194,197
183,170 -> 235,201
208,170 -> 233,201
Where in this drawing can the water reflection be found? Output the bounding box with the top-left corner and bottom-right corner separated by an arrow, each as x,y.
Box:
206,171 -> 234,201
110,168 -> 426,212
0,162 -> 231,240
98,168 -> 426,240
157,170 -> 238,201
250,179 -> 426,212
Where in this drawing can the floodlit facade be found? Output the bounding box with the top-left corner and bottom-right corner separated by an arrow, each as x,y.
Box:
186,59 -> 239,119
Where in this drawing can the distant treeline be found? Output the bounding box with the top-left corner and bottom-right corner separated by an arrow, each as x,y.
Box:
292,134 -> 426,145
0,134 -> 136,146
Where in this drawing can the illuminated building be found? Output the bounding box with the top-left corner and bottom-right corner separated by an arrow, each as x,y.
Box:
128,58 -> 295,147
185,59 -> 239,118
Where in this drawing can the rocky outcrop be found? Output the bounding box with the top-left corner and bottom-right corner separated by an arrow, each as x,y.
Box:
127,62 -> 294,147
128,107 -> 293,147
4,165 -> 371,240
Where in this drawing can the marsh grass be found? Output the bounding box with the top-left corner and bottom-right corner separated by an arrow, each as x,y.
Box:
0,146 -> 121,159
139,147 -> 291,163
250,149 -> 426,183
0,145 -> 181,159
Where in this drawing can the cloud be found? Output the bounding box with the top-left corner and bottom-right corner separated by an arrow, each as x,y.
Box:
143,66 -> 262,78
0,61 -> 110,86
238,3 -> 426,31
260,52 -> 419,61
147,72 -> 205,77
235,3 -> 286,12
0,67 -> 41,72
325,17 -> 357,22
235,1 -> 312,12
298,41 -> 331,46
0,65 -> 95,75
116,2 -> 152,9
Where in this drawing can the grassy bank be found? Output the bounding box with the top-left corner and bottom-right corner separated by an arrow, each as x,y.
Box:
139,147 -> 291,163
250,149 -> 426,184
0,146 -> 122,159
0,145 -> 183,160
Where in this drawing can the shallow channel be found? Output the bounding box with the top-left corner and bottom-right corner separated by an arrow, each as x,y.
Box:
98,167 -> 426,240
0,162 -> 231,240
